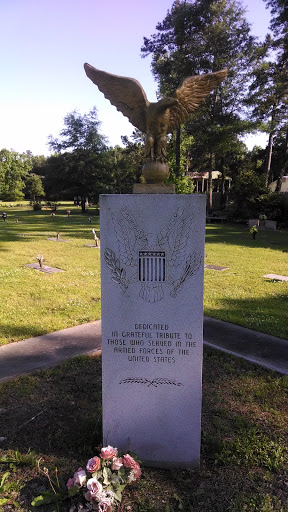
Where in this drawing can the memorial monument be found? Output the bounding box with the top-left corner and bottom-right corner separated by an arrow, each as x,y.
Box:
84,63 -> 227,468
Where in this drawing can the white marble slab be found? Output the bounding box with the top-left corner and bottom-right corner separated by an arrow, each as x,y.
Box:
264,274 -> 288,281
100,194 -> 206,468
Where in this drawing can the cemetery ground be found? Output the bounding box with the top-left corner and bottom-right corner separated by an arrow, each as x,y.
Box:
0,202 -> 288,510
0,202 -> 287,345
0,350 -> 287,511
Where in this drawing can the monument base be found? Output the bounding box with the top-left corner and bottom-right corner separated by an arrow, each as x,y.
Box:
133,183 -> 175,194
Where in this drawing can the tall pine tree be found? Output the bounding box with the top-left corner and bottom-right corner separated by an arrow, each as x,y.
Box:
264,0 -> 288,190
141,0 -> 258,210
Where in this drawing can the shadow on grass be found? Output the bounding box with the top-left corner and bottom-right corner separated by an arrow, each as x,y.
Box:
0,356 -> 103,460
0,350 -> 287,511
206,223 -> 288,252
0,324 -> 50,345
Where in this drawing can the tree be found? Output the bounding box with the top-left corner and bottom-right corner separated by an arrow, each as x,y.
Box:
0,149 -> 30,200
43,150 -> 111,205
232,170 -> 266,217
46,108 -> 108,211
24,174 -> 45,201
48,107 -> 107,154
264,0 -> 288,191
245,55 -> 288,188
141,0 -> 259,209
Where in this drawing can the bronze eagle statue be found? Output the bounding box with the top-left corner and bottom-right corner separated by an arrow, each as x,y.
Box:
84,63 -> 227,167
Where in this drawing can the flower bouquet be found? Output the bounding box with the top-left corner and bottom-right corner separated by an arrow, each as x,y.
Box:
67,446 -> 141,511
32,446 -> 142,511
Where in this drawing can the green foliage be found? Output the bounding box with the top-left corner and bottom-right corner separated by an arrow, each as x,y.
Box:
257,192 -> 288,225
43,149 -> 111,205
0,449 -> 37,508
32,201 -> 42,210
44,108 -> 145,207
250,224 -> 258,238
47,107 -> 107,153
31,466 -> 68,510
0,149 -> 30,201
0,471 -> 23,508
107,137 -> 144,193
167,170 -> 195,194
231,170 -> 267,217
0,448 -> 37,468
25,174 -> 45,201
214,428 -> 287,471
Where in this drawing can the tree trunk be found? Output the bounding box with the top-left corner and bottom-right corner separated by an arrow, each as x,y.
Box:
175,126 -> 181,178
275,124 -> 288,192
219,156 -> 226,207
81,197 -> 86,213
265,131 -> 274,189
208,153 -> 215,214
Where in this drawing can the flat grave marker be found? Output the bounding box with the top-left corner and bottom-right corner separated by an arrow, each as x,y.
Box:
263,273 -> 288,282
25,263 -> 64,274
205,264 -> 229,271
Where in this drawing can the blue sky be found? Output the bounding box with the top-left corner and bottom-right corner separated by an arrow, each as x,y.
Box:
0,0 -> 271,156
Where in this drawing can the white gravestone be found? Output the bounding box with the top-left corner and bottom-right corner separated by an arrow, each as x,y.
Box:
100,194 -> 206,468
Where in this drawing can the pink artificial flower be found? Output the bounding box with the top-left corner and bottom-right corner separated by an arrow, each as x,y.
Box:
132,462 -> 142,479
111,457 -> 123,471
87,477 -> 103,498
73,468 -> 87,488
98,497 -> 113,512
100,445 -> 117,460
84,490 -> 92,502
86,456 -> 100,473
66,477 -> 74,490
122,454 -> 137,469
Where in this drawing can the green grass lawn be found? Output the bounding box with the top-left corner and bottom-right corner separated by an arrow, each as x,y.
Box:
0,203 -> 287,345
204,224 -> 288,339
0,202 -> 101,345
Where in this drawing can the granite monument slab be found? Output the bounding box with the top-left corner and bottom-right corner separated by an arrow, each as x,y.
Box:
100,193 -> 206,468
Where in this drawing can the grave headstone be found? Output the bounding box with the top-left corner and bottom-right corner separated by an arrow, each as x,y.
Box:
100,193 -> 206,468
265,220 -> 277,231
248,219 -> 259,229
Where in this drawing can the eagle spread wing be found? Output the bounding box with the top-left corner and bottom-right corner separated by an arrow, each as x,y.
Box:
168,69 -> 227,132
84,63 -> 148,133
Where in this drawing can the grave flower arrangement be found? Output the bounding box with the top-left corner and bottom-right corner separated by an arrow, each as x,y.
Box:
32,446 -> 141,511
259,214 -> 267,221
250,224 -> 258,239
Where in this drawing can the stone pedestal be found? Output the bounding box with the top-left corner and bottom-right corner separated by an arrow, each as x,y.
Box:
100,194 -> 206,468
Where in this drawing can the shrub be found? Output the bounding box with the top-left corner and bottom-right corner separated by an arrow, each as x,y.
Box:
32,202 -> 42,211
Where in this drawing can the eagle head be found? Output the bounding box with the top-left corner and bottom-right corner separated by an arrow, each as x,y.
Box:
156,97 -> 179,112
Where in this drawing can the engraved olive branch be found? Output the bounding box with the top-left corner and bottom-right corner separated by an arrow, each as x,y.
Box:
104,248 -> 129,293
119,378 -> 184,388
170,251 -> 202,298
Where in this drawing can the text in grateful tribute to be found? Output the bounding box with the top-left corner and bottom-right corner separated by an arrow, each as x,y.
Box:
106,322 -> 196,364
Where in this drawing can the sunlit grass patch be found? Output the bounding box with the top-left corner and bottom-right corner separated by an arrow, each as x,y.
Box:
204,224 -> 288,338
0,203 -> 101,345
